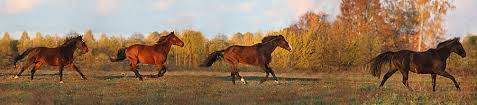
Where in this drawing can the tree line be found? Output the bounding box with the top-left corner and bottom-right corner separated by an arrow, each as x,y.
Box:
1,0 -> 475,71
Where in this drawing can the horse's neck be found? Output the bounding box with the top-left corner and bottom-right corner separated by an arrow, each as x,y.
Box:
258,42 -> 278,55
58,43 -> 77,58
436,46 -> 452,60
154,41 -> 173,53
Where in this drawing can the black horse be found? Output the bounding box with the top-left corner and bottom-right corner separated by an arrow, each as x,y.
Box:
370,38 -> 466,91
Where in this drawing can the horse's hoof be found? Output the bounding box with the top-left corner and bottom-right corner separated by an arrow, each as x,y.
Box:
240,78 -> 247,84
274,81 -> 279,84
59,81 -> 64,84
13,76 -> 19,79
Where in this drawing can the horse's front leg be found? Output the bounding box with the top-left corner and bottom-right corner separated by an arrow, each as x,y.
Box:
58,64 -> 65,83
156,65 -> 167,77
259,66 -> 270,84
436,70 -> 460,91
69,64 -> 87,80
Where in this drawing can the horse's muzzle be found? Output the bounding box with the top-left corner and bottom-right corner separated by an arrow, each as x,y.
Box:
460,53 -> 466,58
81,48 -> 89,54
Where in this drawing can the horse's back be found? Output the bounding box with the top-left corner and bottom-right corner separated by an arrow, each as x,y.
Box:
408,49 -> 442,74
28,47 -> 61,66
223,45 -> 261,65
125,44 -> 165,64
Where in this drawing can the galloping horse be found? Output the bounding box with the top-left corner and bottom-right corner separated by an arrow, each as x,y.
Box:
12,36 -> 89,83
110,32 -> 184,80
200,35 -> 292,84
370,38 -> 466,91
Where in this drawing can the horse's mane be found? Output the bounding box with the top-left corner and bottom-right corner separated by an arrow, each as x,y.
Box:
156,35 -> 169,44
61,35 -> 82,47
253,35 -> 282,47
436,37 -> 460,49
261,35 -> 281,43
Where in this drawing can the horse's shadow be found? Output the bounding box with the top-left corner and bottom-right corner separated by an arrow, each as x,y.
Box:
95,74 -> 160,80
215,76 -> 321,82
0,72 -> 60,77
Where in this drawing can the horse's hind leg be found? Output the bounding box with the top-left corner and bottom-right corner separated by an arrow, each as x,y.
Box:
70,64 -> 87,80
231,72 -> 236,84
436,71 -> 460,90
229,64 -> 238,84
431,74 -> 437,91
130,63 -> 143,80
30,62 -> 41,80
14,61 -> 34,78
379,69 -> 398,87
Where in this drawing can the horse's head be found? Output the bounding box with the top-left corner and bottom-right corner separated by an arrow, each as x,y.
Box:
75,36 -> 89,54
276,35 -> 292,51
450,38 -> 466,57
168,31 -> 184,47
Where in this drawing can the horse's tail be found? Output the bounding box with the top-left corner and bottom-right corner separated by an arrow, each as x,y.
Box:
369,51 -> 397,78
12,48 -> 34,67
110,48 -> 127,62
200,50 -> 225,67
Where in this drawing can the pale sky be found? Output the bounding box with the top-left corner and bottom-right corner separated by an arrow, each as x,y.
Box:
0,0 -> 475,39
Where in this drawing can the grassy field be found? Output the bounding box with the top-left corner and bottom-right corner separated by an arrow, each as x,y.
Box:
0,67 -> 476,105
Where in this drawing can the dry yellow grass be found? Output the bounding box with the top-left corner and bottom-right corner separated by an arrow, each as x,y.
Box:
0,68 -> 475,105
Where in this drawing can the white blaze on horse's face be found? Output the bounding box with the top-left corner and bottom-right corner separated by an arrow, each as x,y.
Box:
288,43 -> 293,51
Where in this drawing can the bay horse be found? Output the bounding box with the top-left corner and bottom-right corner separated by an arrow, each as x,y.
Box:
370,38 -> 466,91
12,36 -> 89,83
110,32 -> 184,80
200,35 -> 292,84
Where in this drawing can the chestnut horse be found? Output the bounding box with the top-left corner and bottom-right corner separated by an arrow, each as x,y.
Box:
110,32 -> 184,80
200,35 -> 291,84
370,38 -> 466,91
12,36 -> 89,83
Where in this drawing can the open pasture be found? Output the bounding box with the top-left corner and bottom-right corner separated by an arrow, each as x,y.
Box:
0,67 -> 475,105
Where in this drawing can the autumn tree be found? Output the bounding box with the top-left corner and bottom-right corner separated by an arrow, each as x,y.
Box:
174,29 -> 206,68
0,32 -> 12,55
204,33 -> 230,69
382,0 -> 453,50
83,29 -> 96,48
126,32 -> 145,46
229,32 -> 243,45
17,31 -> 31,52
242,32 -> 254,45
32,32 -> 44,47
146,31 -> 161,44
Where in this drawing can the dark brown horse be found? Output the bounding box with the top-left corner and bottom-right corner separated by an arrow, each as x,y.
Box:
370,38 -> 466,91
200,35 -> 291,84
110,32 -> 184,80
12,36 -> 89,83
